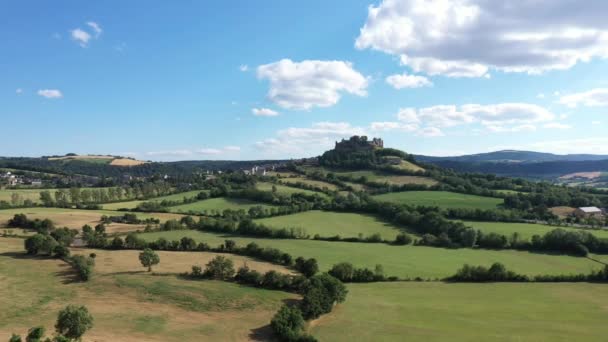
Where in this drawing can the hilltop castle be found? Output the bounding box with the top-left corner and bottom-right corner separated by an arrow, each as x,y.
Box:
334,136 -> 383,151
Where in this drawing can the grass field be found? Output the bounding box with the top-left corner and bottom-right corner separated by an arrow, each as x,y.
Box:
167,197 -> 276,214
374,191 -> 503,210
0,207 -> 184,230
255,182 -> 323,197
279,177 -> 339,191
0,237 -> 294,341
311,282 -> 608,342
391,160 -> 425,172
135,230 -> 603,279
254,210 -> 402,239
0,188 -> 109,204
462,220 -> 608,240
101,190 -> 206,210
333,170 -> 437,186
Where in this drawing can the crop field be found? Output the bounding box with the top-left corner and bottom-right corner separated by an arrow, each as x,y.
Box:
462,220 -> 608,240
135,230 -> 603,279
0,207 -> 184,230
0,187 -> 107,204
311,282 -> 608,342
279,177 -> 339,191
254,210 -> 402,239
0,238 -> 294,341
167,197 -> 276,214
255,182 -> 322,197
373,191 -> 504,210
101,190 -> 206,210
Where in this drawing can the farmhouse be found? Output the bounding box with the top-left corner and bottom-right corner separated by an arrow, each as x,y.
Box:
574,206 -> 604,218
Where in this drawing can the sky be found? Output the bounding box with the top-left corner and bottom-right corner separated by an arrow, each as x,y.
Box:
2,0 -> 608,161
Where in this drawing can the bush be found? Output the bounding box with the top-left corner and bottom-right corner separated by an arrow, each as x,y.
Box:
271,305 -> 305,341
55,305 -> 94,341
204,256 -> 235,280
300,273 -> 347,319
394,233 -> 413,245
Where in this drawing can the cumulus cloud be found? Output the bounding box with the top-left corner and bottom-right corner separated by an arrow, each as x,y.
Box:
356,0 -> 608,77
37,89 -> 63,99
71,28 -> 91,47
257,59 -> 368,110
254,122 -> 367,155
559,88 -> 608,108
396,103 -> 555,127
146,146 -> 240,158
386,72 -> 432,89
252,108 -> 279,116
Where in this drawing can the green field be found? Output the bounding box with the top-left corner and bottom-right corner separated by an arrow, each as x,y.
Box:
463,221 -> 608,240
254,210 -> 402,239
374,191 -> 503,209
135,230 -> 603,279
279,177 -> 339,191
331,169 -> 437,186
167,197 -> 276,214
0,187 -> 111,204
255,182 -> 324,197
311,282 -> 608,341
0,238 -> 291,341
101,190 -> 206,210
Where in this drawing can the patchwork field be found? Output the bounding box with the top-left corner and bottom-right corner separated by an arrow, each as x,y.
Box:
101,190 -> 206,210
462,220 -> 608,240
374,191 -> 503,210
135,230 -> 603,279
167,197 -> 276,214
0,207 -> 184,230
311,282 -> 608,342
0,237 -> 294,342
255,182 -> 323,197
254,210 -> 402,239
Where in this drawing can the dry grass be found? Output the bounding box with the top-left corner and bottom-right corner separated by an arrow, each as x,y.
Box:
71,247 -> 293,275
550,206 -> 577,218
110,158 -> 147,166
48,155 -> 115,161
559,172 -> 602,180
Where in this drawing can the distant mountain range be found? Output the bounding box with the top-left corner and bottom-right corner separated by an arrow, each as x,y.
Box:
415,150 -> 608,163
415,150 -> 608,184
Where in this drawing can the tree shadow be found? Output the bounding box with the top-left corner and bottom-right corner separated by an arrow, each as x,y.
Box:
249,298 -> 302,341
54,263 -> 81,284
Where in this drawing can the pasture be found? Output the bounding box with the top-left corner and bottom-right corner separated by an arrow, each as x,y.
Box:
135,230 -> 603,279
373,191 -> 503,210
167,197 -> 276,214
255,182 -> 323,197
462,220 -> 608,240
333,170 -> 437,186
254,210 -> 402,239
311,282 -> 608,341
279,177 -> 339,191
0,237 -> 294,342
101,190 -> 205,210
0,207 -> 184,231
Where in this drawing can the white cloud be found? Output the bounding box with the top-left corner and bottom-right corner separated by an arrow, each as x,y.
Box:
71,28 -> 91,47
146,146 -> 241,158
356,0 -> 608,77
397,103 -> 555,127
370,121 -> 418,132
37,89 -> 63,99
418,127 -> 444,137
239,64 -> 249,72
485,124 -> 537,133
223,146 -> 241,152
543,122 -> 572,129
86,22 -> 102,37
254,122 -> 367,155
592,120 -> 602,125
559,88 -> 608,108
15,88 -> 23,94
536,93 -> 545,99
386,72 -> 432,89
523,137 -> 608,154
252,108 -> 279,117
257,59 -> 368,110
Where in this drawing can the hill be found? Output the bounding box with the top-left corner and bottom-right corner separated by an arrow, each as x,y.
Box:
416,150 -> 608,163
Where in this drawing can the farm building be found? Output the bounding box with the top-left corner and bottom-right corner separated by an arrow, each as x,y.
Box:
574,206 -> 604,218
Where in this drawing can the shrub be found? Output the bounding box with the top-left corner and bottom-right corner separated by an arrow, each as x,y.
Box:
271,305 -> 305,341
55,305 -> 94,341
204,256 -> 235,280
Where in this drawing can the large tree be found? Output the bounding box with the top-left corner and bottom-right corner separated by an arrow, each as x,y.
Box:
139,248 -> 160,272
55,305 -> 94,341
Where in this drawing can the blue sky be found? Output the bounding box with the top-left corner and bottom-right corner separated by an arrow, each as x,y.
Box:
2,0 -> 608,160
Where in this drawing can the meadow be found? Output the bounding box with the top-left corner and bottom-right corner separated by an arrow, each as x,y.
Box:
279,177 -> 339,191
135,230 -> 603,279
331,169 -> 437,186
101,190 -> 206,210
462,220 -> 608,240
311,282 -> 608,341
255,182 -> 323,197
0,187 -> 108,204
254,210 -> 402,239
373,191 -> 504,209
0,237 -> 294,342
167,197 -> 276,214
